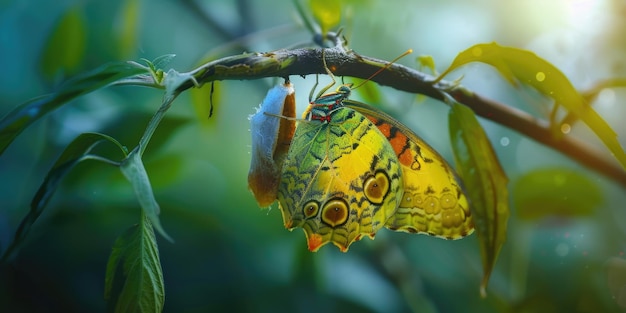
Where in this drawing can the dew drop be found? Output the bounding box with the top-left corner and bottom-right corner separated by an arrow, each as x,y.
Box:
556,243 -> 570,257
536,71 -> 546,82
500,136 -> 510,147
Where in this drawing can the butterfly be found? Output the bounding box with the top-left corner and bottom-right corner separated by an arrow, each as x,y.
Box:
275,55 -> 474,252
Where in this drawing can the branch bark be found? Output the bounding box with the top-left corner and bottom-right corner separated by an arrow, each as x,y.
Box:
174,47 -> 626,188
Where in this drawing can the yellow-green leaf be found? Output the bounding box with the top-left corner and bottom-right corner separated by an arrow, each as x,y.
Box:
39,7 -> 87,81
308,0 -> 341,35
513,168 -> 602,220
581,78 -> 626,103
190,82 -> 221,128
114,0 -> 141,59
560,78 -> 626,127
448,101 -> 509,297
436,42 -> 626,170
417,55 -> 437,75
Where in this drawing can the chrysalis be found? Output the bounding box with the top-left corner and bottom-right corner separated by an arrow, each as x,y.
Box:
248,81 -> 296,207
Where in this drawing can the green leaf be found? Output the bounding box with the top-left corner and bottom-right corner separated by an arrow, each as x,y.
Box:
1,132 -> 126,262
114,0 -> 141,59
141,54 -> 176,85
0,61 -> 147,155
105,212 -> 165,313
448,101 -> 509,298
513,168 -> 602,220
39,7 -> 87,81
308,0 -> 341,35
435,42 -> 626,170
150,54 -> 176,71
120,151 -> 172,242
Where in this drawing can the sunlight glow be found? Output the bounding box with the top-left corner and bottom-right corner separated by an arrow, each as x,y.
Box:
565,0 -> 604,30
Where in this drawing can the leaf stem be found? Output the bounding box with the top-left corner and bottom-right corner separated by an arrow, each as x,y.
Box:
136,93 -> 178,157
80,154 -> 122,167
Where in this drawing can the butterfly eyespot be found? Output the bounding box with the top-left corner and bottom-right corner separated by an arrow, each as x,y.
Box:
424,196 -> 440,215
401,192 -> 419,207
321,199 -> 349,227
442,209 -> 464,228
303,201 -> 320,218
440,193 -> 457,210
363,171 -> 390,204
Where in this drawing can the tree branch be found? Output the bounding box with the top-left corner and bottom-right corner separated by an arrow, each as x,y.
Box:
172,47 -> 626,188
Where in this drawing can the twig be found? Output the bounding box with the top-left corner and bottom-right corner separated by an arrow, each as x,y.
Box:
169,47 -> 626,188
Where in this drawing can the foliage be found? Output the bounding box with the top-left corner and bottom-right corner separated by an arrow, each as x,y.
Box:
1,1 -> 625,313
105,212 -> 164,313
0,132 -> 127,263
39,7 -> 86,82
0,62 -> 148,155
448,100 -> 509,297
434,42 -> 626,169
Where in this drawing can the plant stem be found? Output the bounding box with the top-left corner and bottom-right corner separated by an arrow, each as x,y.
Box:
169,48 -> 626,188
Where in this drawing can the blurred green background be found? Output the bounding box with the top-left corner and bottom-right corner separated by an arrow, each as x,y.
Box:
1,0 -> 626,312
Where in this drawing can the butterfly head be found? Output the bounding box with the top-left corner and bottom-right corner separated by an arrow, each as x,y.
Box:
336,84 -> 352,98
305,83 -> 354,123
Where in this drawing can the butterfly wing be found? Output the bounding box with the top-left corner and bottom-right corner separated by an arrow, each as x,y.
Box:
345,100 -> 474,239
277,107 -> 404,252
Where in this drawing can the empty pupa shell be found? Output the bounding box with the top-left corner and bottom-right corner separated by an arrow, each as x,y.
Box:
248,82 -> 296,207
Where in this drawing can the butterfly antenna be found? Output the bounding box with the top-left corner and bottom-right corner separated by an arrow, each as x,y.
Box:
351,49 -> 413,90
